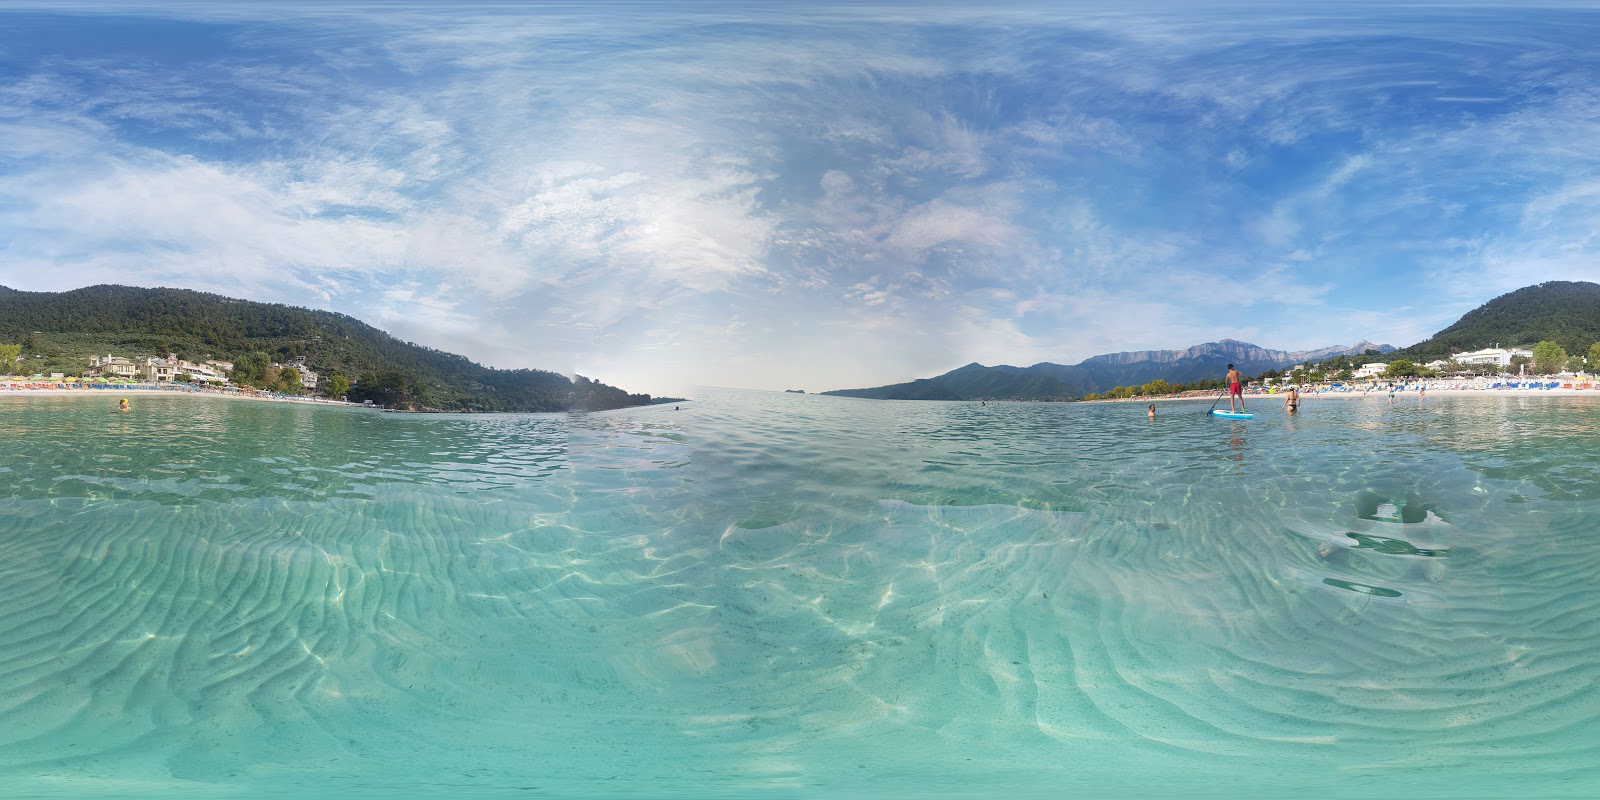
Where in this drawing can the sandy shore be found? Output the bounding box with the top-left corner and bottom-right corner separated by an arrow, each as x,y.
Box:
0,385 -> 366,409
1091,386 -> 1600,404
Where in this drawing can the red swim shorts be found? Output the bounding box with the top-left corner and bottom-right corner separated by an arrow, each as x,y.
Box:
1229,383 -> 1242,395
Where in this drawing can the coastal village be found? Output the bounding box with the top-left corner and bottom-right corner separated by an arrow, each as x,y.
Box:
0,350 -> 352,404
1085,343 -> 1600,402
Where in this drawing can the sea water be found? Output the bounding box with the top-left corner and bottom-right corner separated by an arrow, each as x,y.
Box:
1,389 -> 1597,798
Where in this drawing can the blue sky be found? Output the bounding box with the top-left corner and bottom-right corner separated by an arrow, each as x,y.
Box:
3,2 -> 1599,394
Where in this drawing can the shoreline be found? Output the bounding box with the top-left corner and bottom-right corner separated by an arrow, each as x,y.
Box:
0,385 -> 366,409
1090,385 -> 1600,404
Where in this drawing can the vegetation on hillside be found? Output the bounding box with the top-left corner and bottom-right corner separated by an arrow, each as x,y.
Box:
0,285 -> 652,412
1388,281 -> 1600,361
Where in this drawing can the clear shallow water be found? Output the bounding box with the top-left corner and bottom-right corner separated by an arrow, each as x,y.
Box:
2,390 -> 1598,798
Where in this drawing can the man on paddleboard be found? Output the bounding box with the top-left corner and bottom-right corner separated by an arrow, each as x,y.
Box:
1225,364 -> 1245,412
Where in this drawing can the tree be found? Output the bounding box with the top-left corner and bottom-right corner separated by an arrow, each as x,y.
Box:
1567,356 -> 1586,373
233,352 -> 271,387
0,343 -> 20,376
1336,368 -> 1354,382
1384,359 -> 1420,378
1140,379 -> 1172,395
1588,342 -> 1600,371
1532,340 -> 1567,374
1509,354 -> 1532,375
350,370 -> 409,407
277,367 -> 302,394
174,372 -> 193,383
326,374 -> 350,399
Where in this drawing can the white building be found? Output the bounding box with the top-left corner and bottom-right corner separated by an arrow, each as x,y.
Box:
1455,347 -> 1533,367
181,361 -> 229,384
85,355 -> 139,379
138,356 -> 176,382
1355,363 -> 1388,378
142,355 -> 235,383
290,356 -> 318,390
89,353 -> 231,383
271,360 -> 318,392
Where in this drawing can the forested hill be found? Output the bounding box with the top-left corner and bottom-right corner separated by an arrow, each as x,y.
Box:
1387,281 -> 1600,361
0,284 -> 651,412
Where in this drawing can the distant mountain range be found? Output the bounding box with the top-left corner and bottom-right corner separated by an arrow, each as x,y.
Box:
823,339 -> 1395,401
827,279 -> 1600,402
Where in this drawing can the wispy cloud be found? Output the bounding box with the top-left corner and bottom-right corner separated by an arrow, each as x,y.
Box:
3,3 -> 1600,392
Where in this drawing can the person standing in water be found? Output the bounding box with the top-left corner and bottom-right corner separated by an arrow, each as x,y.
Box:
1148,403 -> 1156,419
118,398 -> 129,413
1225,364 -> 1246,412
1283,385 -> 1300,414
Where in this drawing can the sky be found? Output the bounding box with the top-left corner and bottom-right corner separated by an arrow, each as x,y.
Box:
2,1 -> 1600,395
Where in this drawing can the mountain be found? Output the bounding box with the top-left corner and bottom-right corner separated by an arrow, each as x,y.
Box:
1385,281 -> 1600,362
1290,340 -> 1393,362
0,284 -> 652,412
830,363 -> 1083,401
824,339 -> 1394,401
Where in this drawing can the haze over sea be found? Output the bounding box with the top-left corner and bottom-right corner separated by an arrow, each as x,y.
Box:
2,390 -> 1597,798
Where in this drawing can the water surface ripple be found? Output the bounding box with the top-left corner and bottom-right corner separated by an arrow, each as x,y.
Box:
1,391 -> 1597,797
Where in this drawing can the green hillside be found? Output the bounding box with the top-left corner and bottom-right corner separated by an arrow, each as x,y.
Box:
826,363 -> 1079,401
0,285 -> 651,412
1390,281 -> 1600,361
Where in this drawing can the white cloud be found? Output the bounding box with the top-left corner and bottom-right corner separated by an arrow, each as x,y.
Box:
4,3 -> 1600,393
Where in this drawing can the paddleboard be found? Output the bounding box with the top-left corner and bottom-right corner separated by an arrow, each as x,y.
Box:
1210,410 -> 1253,419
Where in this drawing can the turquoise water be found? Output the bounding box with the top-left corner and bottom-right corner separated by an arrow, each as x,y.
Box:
2,390 -> 1598,797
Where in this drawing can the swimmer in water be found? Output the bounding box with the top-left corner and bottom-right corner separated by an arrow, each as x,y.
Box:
1148,403 -> 1156,419
119,398 -> 129,413
1283,386 -> 1300,414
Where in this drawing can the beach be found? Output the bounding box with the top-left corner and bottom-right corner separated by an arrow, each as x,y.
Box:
0,382 -> 365,408
1094,380 -> 1600,404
